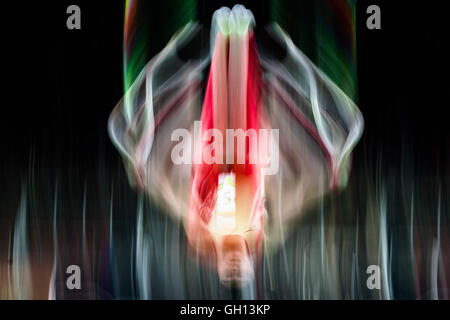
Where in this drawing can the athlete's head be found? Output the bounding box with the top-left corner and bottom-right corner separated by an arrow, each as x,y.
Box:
216,235 -> 254,286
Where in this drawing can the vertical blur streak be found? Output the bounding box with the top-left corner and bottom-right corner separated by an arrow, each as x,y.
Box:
278,171 -> 290,283
3,156 -> 446,299
316,0 -> 357,99
378,188 -> 391,299
5,230 -> 13,298
109,183 -> 118,298
135,195 -> 151,299
123,0 -> 147,123
48,181 -> 58,300
410,187 -> 419,297
123,0 -> 139,93
437,188 -> 448,300
12,185 -> 31,299
81,181 -> 92,298
430,190 -> 440,300
271,0 -> 357,99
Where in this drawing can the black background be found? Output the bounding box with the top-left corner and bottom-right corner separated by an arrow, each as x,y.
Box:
3,0 -> 449,180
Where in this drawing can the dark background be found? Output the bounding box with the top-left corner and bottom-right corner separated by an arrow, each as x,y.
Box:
1,0 -> 449,300
3,0 -> 449,180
